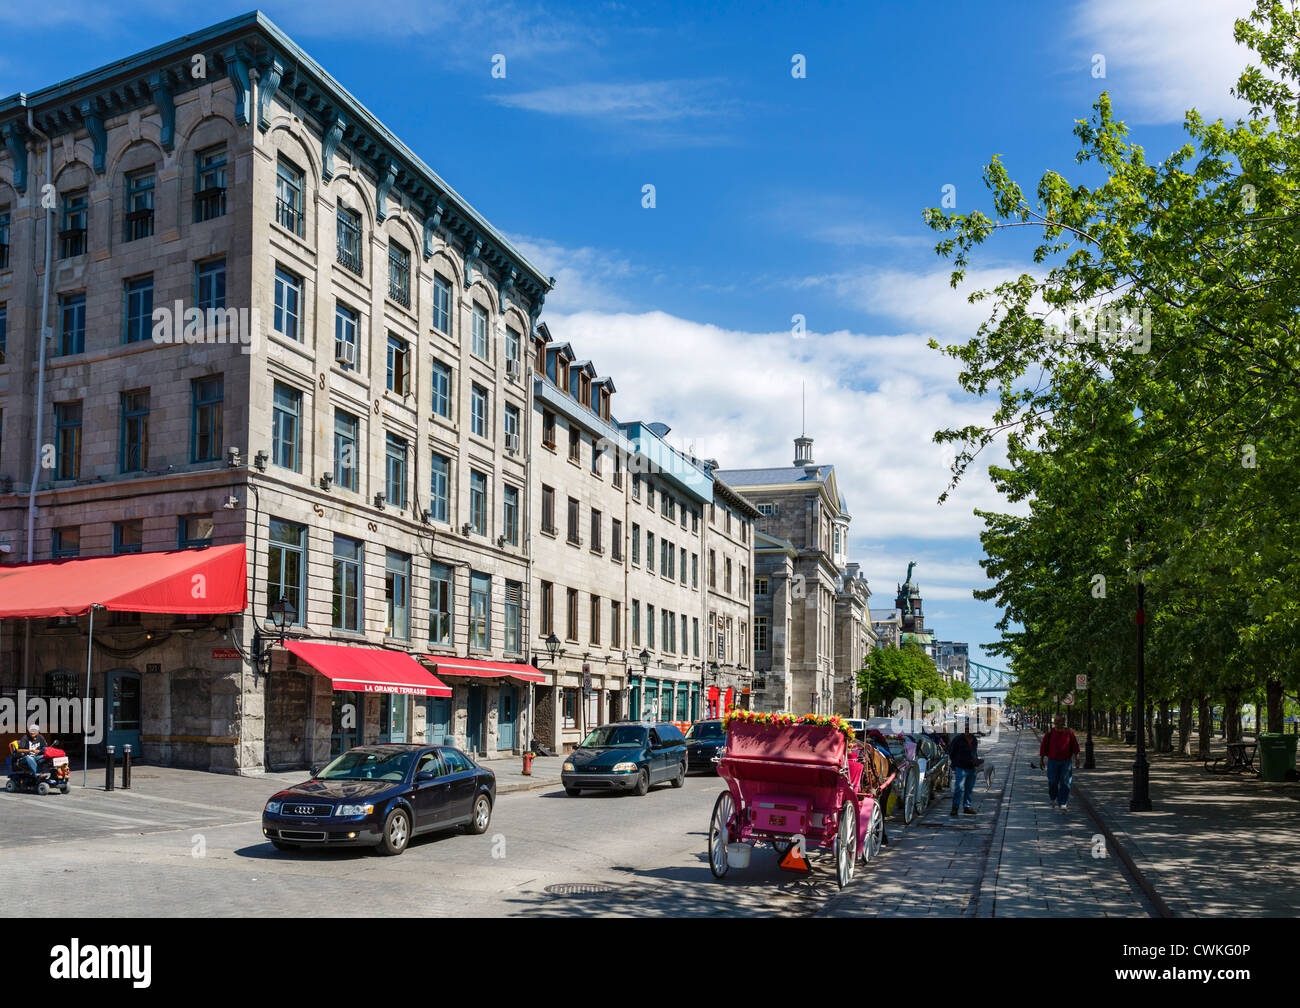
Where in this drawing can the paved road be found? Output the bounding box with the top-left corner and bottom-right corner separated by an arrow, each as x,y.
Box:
0,729 -> 1153,917
0,768 -> 842,917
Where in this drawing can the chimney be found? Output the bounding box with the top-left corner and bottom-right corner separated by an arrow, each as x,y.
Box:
793,435 -> 814,467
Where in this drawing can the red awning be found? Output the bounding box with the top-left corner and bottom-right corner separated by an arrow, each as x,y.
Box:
0,544 -> 247,618
422,655 -> 547,684
288,641 -> 451,697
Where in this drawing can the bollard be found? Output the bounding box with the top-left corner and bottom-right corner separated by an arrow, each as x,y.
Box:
105,745 -> 115,792
123,745 -> 132,790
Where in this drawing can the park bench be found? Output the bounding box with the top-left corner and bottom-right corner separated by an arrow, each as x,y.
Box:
1205,741 -> 1257,775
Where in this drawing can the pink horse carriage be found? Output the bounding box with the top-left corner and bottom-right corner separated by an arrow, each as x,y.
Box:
708,713 -> 897,888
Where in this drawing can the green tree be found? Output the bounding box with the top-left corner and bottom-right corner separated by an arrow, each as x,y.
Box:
858,643 -> 948,716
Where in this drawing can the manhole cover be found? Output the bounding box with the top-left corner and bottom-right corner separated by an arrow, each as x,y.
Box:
544,883 -> 618,896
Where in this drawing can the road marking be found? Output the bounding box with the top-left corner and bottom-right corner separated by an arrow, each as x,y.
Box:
86,789 -> 256,819
0,792 -> 169,827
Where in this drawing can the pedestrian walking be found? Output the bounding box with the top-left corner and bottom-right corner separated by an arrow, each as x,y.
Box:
948,721 -> 981,816
1040,715 -> 1081,812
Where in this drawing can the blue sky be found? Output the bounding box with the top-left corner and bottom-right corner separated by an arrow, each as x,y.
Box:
0,0 -> 1258,672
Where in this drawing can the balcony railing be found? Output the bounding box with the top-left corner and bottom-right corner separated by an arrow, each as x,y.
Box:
194,187 -> 226,222
337,244 -> 362,275
388,273 -> 410,308
58,228 -> 86,259
275,198 -> 303,237
125,209 -> 154,242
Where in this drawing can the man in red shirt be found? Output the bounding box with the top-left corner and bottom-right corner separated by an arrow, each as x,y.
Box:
1039,715 -> 1081,813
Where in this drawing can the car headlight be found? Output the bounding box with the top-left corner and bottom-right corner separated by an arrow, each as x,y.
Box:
563,761 -> 575,772
334,804 -> 374,817
612,762 -> 638,773
264,801 -> 281,814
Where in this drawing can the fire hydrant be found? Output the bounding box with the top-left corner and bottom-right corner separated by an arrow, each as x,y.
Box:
522,751 -> 534,775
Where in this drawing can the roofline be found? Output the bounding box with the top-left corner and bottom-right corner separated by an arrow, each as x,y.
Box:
0,10 -> 552,298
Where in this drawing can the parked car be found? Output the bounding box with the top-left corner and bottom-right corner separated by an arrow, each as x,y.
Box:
262,744 -> 495,856
684,719 -> 726,772
562,722 -> 688,796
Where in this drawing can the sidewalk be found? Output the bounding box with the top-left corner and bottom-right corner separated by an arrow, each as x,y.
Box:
1069,735 -> 1300,917
480,754 -> 563,794
979,729 -> 1150,917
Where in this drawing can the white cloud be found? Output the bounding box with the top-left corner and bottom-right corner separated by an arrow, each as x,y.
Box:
507,234 -> 640,313
799,265 -> 1033,337
490,79 -> 727,122
1071,0 -> 1257,123
542,308 -> 1019,553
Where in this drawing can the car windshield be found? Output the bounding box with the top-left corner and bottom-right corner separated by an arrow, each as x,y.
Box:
317,750 -> 414,782
579,726 -> 647,749
685,722 -> 724,741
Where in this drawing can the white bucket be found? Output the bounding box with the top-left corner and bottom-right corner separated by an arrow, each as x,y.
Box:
726,842 -> 752,868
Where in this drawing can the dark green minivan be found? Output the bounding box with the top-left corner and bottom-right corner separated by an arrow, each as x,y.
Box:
561,722 -> 688,796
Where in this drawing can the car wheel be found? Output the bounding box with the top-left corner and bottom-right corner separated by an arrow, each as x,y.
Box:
633,768 -> 650,797
37,781 -> 50,796
377,808 -> 411,856
671,761 -> 686,788
564,787 -> 580,796
271,840 -> 298,851
466,794 -> 492,835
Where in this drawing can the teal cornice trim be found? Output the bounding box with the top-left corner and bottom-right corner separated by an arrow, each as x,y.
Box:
0,12 -> 552,300
78,99 -> 107,173
257,54 -> 285,131
321,106 -> 345,181
1,120 -> 29,192
463,236 -> 482,288
146,72 -> 175,151
374,157 -> 397,221
422,198 -> 445,257
223,44 -> 252,125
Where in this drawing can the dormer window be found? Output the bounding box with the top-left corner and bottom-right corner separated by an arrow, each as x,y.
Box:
580,373 -> 591,408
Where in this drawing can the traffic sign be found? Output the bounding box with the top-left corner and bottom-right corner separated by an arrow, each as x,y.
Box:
1076,674 -> 1088,690
1063,692 -> 1075,706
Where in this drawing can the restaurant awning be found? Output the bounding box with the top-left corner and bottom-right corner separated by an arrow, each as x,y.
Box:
0,544 -> 247,618
287,641 -> 451,697
421,655 -> 547,684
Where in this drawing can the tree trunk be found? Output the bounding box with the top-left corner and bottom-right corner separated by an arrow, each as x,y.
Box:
1146,700 -> 1155,748
1158,698 -> 1171,752
1267,678 -> 1284,735
1178,695 -> 1193,755
1197,695 -> 1212,760
1224,692 -> 1243,744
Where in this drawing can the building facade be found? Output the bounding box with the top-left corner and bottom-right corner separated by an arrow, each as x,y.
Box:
0,13 -> 551,772
717,435 -> 866,717
702,475 -> 759,716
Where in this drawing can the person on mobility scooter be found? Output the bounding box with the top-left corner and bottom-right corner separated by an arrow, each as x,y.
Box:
6,723 -> 71,795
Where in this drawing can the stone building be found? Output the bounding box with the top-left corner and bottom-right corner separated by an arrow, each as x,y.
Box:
623,421 -> 712,727
716,434 -> 869,717
0,13 -> 550,773
702,474 -> 759,715
869,608 -> 902,650
834,562 -> 873,716
751,531 -> 797,713
529,323 -> 629,751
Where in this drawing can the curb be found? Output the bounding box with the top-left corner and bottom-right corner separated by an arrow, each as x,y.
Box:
498,777 -> 562,795
1031,729 -> 1172,919
973,729 -> 1020,918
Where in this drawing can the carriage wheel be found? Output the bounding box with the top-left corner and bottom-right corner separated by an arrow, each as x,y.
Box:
901,771 -> 918,825
835,804 -> 857,889
708,791 -> 735,879
916,773 -> 930,815
860,799 -> 884,863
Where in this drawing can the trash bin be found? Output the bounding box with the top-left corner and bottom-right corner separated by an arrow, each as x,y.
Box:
1124,730 -> 1136,745
1154,723 -> 1175,752
1258,734 -> 1298,782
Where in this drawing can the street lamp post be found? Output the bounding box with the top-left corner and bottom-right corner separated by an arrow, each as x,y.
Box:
639,649 -> 650,720
1085,675 -> 1095,769
1130,581 -> 1152,811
